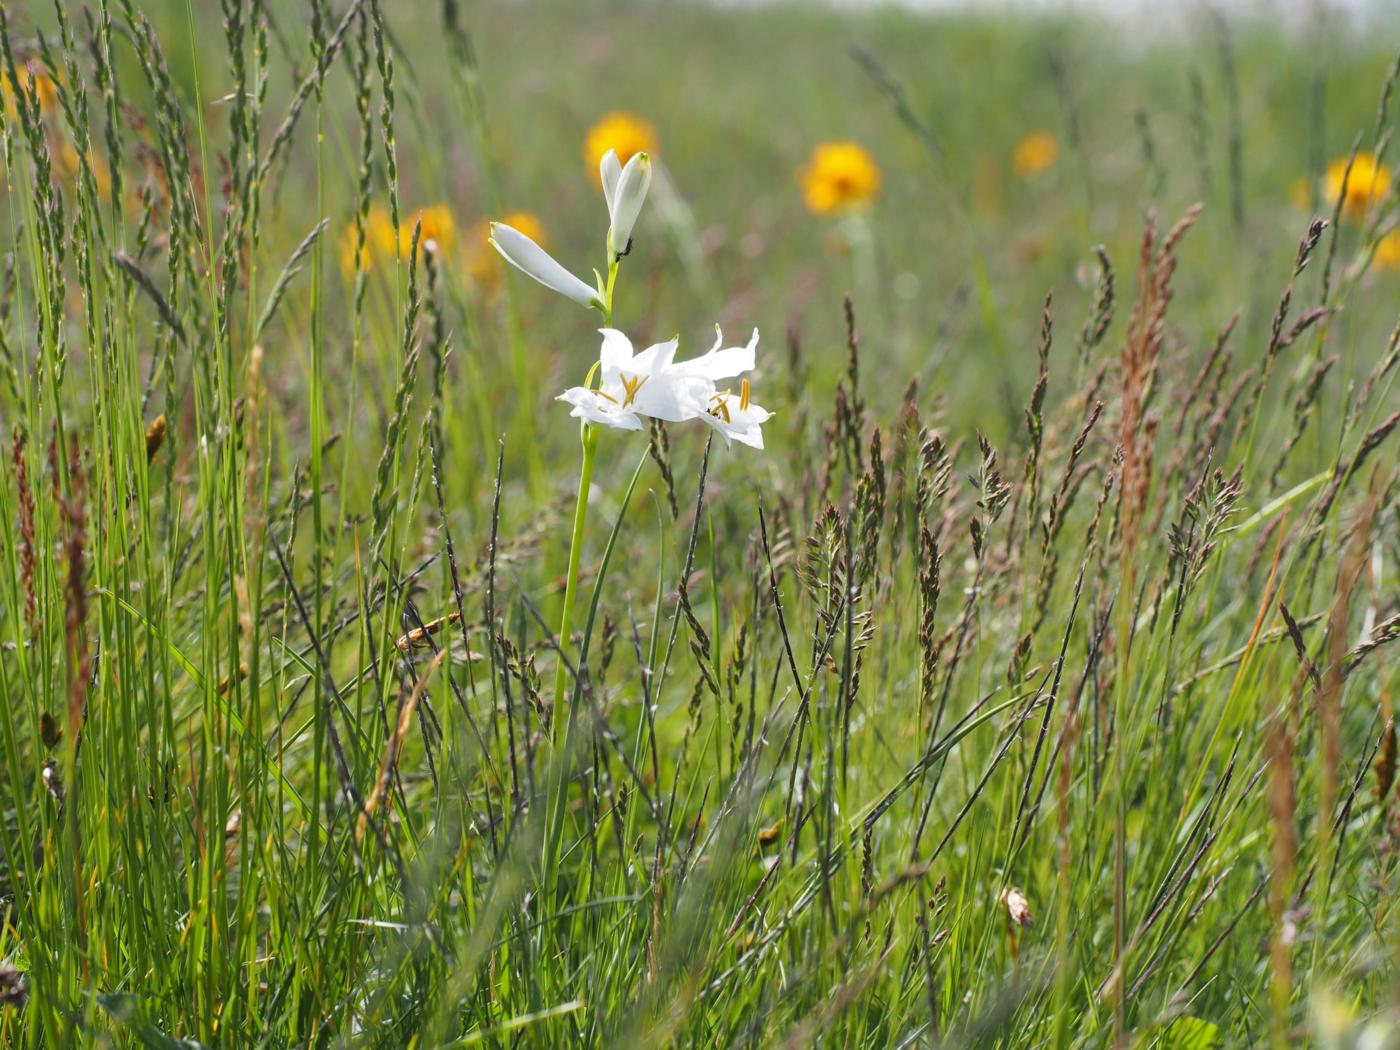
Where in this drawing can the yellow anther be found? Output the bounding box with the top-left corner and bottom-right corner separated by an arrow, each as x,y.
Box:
619,373 -> 648,408
739,379 -> 751,412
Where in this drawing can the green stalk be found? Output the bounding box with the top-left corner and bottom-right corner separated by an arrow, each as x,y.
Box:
542,253 -> 619,915
550,253 -> 618,720
551,423 -> 600,720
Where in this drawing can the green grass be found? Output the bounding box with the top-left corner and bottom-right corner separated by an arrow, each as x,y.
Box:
0,0 -> 1398,1045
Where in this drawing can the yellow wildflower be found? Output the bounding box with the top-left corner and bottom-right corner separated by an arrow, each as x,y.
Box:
398,204 -> 456,260
2,61 -> 58,116
583,111 -> 658,183
338,225 -> 365,280
338,203 -> 396,279
338,226 -> 359,280
800,141 -> 881,216
55,140 -> 112,201
1324,152 -> 1391,221
1373,229 -> 1400,271
1012,131 -> 1058,180
465,210 -> 546,287
368,205 -> 396,253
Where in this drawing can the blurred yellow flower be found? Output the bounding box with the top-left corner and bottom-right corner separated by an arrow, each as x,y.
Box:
1373,229 -> 1400,271
338,203 -> 396,279
465,210 -> 547,287
1012,131 -> 1058,180
584,112 -> 658,183
800,141 -> 881,216
398,204 -> 456,260
2,61 -> 58,116
1324,152 -> 1391,221
55,141 -> 112,201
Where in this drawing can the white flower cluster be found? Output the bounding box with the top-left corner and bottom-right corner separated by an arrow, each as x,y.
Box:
489,147 -> 769,449
559,327 -> 771,448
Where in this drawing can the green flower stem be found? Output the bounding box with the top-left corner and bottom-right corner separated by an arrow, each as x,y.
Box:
543,253 -> 618,903
552,421 -> 599,724
551,254 -> 618,722
542,424 -> 595,907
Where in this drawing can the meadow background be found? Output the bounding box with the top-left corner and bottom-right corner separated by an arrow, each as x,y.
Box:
0,0 -> 1399,1045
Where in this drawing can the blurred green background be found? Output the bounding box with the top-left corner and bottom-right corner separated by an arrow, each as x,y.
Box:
32,0 -> 1400,457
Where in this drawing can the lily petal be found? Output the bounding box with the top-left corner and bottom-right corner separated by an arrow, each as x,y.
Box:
600,149 -> 622,214
490,222 -> 601,308
598,328 -> 635,375
557,387 -> 645,430
628,336 -> 680,375
633,374 -> 711,424
680,327 -> 759,381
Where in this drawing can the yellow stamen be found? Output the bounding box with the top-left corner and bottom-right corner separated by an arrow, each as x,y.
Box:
619,373 -> 648,408
739,379 -> 751,412
596,390 -> 619,405
708,392 -> 732,424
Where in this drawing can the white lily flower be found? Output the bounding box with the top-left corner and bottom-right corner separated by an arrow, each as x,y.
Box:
678,327 -> 770,448
489,222 -> 601,308
606,151 -> 652,258
557,329 -> 706,431
558,326 -> 770,450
